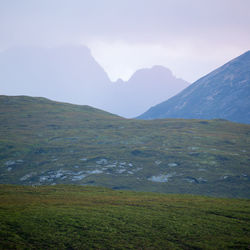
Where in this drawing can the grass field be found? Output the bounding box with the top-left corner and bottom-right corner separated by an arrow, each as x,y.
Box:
0,185 -> 249,249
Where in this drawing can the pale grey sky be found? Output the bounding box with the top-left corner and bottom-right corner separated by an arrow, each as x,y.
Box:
1,0 -> 250,81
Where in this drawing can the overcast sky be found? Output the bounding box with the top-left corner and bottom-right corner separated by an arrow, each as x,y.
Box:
1,0 -> 250,82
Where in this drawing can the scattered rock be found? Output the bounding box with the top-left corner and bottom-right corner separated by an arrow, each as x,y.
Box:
184,177 -> 199,183
105,164 -> 116,168
116,169 -> 126,174
40,176 -> 51,182
188,147 -> 199,150
155,160 -> 162,165
118,164 -> 126,169
86,170 -> 103,174
189,152 -> 199,155
168,163 -> 178,167
197,177 -> 207,183
5,160 -> 15,166
80,158 -> 87,161
20,172 -> 35,181
148,173 -> 174,183
96,159 -> 108,165
72,174 -> 86,181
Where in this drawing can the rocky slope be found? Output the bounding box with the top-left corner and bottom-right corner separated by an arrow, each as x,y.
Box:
138,51 -> 250,123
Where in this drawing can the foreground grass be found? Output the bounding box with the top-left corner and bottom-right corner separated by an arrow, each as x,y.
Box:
0,185 -> 249,249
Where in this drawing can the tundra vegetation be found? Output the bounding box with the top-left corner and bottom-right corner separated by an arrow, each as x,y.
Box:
0,95 -> 250,198
0,184 -> 249,249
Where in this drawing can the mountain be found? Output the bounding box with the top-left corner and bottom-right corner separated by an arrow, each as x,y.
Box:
104,66 -> 189,117
138,51 -> 250,123
0,46 -> 189,118
1,95 -> 250,198
0,46 -> 111,109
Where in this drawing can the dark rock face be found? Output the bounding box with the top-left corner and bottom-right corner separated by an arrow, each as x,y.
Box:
138,51 -> 250,124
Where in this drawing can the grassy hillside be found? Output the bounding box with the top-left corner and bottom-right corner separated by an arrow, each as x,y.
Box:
0,95 -> 250,197
0,185 -> 249,249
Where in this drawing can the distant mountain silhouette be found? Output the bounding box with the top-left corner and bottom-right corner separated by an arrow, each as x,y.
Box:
138,51 -> 250,124
104,65 -> 189,117
0,46 -> 189,118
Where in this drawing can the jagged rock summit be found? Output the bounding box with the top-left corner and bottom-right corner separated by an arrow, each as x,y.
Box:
138,51 -> 250,123
105,65 -> 189,117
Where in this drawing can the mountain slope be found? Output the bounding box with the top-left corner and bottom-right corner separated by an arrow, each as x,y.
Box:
0,95 -> 250,197
138,51 -> 250,123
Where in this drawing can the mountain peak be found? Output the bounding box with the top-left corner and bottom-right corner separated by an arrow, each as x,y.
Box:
128,65 -> 173,82
104,65 -> 189,118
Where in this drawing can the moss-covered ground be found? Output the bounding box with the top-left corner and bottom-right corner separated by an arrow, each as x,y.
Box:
0,185 -> 249,249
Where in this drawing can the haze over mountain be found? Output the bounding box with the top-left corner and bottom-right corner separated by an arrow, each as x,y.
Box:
0,46 -> 110,108
1,1 -> 250,83
138,51 -> 250,124
0,46 -> 189,118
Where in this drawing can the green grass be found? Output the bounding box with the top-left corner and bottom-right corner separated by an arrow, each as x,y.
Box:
0,185 -> 249,249
0,95 -> 250,198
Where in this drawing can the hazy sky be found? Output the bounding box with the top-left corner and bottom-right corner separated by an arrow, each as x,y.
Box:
1,0 -> 250,82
